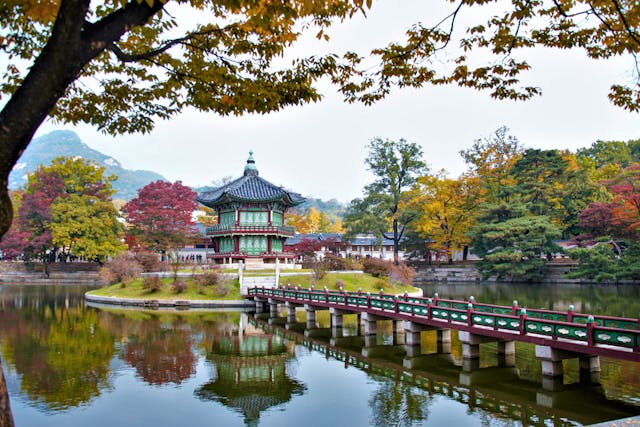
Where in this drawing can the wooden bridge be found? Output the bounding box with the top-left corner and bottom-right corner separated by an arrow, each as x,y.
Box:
245,286 -> 640,390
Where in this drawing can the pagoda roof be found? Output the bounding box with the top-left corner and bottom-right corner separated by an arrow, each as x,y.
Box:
196,151 -> 305,208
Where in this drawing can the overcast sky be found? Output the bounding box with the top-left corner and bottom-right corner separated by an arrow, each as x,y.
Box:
35,1 -> 639,203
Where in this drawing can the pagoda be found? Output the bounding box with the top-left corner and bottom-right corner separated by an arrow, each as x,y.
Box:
196,151 -> 305,266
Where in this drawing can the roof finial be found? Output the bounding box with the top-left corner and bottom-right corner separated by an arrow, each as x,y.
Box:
244,150 -> 258,176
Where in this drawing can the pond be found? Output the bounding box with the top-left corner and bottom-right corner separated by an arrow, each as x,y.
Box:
1,282 -> 639,426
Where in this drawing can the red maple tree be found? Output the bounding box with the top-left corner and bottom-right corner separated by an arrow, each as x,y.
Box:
123,181 -> 198,252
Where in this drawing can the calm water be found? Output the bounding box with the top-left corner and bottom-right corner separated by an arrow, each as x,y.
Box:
1,282 -> 640,427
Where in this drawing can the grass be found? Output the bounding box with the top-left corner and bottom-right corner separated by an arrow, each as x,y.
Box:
87,276 -> 242,300
87,272 -> 419,302
278,273 -> 420,294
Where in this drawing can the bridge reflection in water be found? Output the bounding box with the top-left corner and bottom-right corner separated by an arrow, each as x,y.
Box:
245,308 -> 636,427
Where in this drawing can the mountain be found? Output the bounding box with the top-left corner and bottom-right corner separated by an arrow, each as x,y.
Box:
8,130 -> 165,200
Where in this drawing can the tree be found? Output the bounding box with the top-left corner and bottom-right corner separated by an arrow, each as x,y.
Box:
2,1 -> 638,244
335,1 -> 640,112
285,207 -> 343,234
407,172 -> 480,263
123,180 -> 198,252
470,211 -> 562,282
0,157 -> 120,263
50,194 -> 125,263
0,0 -> 371,242
345,138 -> 427,264
460,126 -> 524,204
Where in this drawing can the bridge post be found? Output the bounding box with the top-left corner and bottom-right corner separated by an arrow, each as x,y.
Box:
330,307 -> 349,338
254,297 -> 267,313
579,355 -> 601,385
497,340 -> 516,367
285,301 -> 298,324
393,321 -> 405,345
361,313 -> 385,347
268,298 -> 279,317
437,329 -> 451,354
304,304 -> 317,329
535,345 -> 601,391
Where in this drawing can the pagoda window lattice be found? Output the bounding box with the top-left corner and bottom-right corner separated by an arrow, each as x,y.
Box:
272,212 -> 283,226
240,236 -> 267,255
219,237 -> 234,253
271,239 -> 283,253
240,210 -> 268,226
220,212 -> 235,226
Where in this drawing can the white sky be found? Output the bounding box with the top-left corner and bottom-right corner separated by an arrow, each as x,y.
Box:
35,1 -> 639,203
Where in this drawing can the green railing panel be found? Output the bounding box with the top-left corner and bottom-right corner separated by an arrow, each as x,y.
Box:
412,306 -> 429,315
594,330 -> 636,348
448,311 -> 468,322
603,319 -> 638,330
495,317 -> 521,331
471,313 -> 495,327
397,303 -> 413,314
437,301 -> 451,308
554,324 -> 588,341
524,320 -> 556,337
431,308 -> 450,320
573,315 -> 604,326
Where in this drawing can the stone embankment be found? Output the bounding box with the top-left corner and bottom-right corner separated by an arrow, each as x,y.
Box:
412,262 -> 638,285
0,261 -> 100,284
84,293 -> 254,309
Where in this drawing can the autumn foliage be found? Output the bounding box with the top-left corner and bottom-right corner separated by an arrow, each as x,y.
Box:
123,181 -> 198,252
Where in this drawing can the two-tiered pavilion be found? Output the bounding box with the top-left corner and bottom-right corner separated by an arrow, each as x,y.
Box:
196,151 -> 304,267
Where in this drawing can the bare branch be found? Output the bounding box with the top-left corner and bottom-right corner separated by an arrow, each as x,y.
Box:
108,28 -> 224,63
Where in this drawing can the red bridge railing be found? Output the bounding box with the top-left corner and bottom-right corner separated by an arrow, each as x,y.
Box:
246,286 -> 640,361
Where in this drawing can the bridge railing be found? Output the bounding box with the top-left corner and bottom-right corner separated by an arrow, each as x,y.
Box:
247,286 -> 640,353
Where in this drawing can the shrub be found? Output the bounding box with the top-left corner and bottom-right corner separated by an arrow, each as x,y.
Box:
324,254 -> 350,271
311,259 -> 327,282
102,253 -> 143,286
335,278 -> 345,290
195,271 -> 220,287
134,251 -> 164,272
142,276 -> 163,292
172,279 -> 187,293
389,262 -> 416,286
214,278 -> 230,297
362,258 -> 392,278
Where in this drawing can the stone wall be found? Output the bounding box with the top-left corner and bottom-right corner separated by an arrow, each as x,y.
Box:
412,262 -> 638,285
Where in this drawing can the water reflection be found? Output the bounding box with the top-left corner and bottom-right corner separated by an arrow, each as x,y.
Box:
0,285 -> 113,410
122,323 -> 197,386
0,284 -> 639,427
196,322 -> 305,426
250,314 -> 638,426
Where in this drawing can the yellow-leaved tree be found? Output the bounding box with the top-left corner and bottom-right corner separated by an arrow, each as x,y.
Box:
406,171 -> 481,264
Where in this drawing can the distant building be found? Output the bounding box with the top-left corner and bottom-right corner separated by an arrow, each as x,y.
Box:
196,151 -> 305,267
285,233 -> 407,261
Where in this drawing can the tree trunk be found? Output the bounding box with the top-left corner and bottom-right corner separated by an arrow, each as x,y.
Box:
0,358 -> 14,427
392,218 -> 399,265
0,0 -> 163,240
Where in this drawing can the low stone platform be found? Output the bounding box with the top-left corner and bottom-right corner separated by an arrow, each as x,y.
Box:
85,293 -> 254,309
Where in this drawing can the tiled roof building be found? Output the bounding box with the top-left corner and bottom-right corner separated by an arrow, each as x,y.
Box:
196,151 -> 305,266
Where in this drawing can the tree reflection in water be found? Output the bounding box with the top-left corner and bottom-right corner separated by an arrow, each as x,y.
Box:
0,286 -> 114,410
121,319 -> 197,386
368,378 -> 432,426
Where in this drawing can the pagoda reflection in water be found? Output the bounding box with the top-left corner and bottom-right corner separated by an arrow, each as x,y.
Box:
196,314 -> 306,426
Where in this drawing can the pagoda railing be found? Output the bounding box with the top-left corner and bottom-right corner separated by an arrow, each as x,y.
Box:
246,287 -> 640,361
207,251 -> 296,259
206,224 -> 295,236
